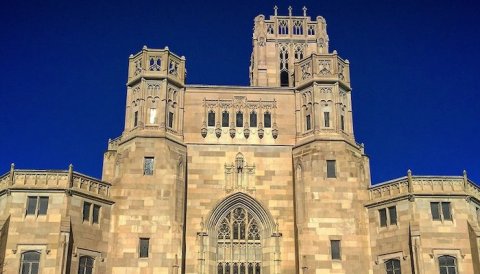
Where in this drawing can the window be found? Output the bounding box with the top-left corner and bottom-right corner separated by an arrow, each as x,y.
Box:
134,111 -> 138,127
326,160 -> 336,178
278,20 -> 288,35
83,202 -> 91,222
330,240 -> 341,260
139,238 -> 149,258
385,259 -> 401,274
306,114 -> 311,130
431,202 -> 452,221
341,115 -> 345,131
264,112 -> 271,128
324,112 -> 330,127
438,255 -> 457,274
208,111 -> 215,127
222,111 -> 229,127
26,196 -> 48,216
216,207 -> 261,274
307,25 -> 315,35
168,111 -> 174,128
78,256 -> 94,274
280,70 -> 289,87
236,111 -> 243,127
250,111 -> 257,127
379,206 -> 397,227
144,157 -> 154,175
83,202 -> 101,224
293,20 -> 303,35
20,251 -> 40,274
92,204 -> 101,224
149,108 -> 157,124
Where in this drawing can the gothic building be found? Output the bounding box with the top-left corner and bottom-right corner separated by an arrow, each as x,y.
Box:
1,7 -> 479,274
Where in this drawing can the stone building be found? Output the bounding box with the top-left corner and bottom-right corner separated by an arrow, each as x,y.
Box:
1,7 -> 479,274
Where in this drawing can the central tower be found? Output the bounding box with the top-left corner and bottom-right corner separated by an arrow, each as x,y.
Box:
249,6 -> 329,87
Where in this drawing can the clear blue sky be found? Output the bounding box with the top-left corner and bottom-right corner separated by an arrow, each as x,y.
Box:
1,0 -> 479,184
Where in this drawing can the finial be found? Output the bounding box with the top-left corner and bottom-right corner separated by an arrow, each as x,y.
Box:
303,6 -> 307,16
463,169 -> 467,176
142,45 -> 147,50
274,5 -> 278,16
69,164 -> 73,171
407,169 -> 412,176
333,50 -> 338,54
129,54 -> 133,58
10,163 -> 15,172
165,46 -> 169,50
288,6 -> 292,16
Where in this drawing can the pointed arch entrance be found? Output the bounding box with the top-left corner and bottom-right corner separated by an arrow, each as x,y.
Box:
202,192 -> 277,274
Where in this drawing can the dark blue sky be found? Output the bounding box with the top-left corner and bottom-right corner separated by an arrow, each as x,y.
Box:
1,0 -> 479,184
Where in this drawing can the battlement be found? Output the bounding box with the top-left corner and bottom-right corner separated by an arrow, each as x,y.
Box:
127,46 -> 186,87
294,52 -> 351,89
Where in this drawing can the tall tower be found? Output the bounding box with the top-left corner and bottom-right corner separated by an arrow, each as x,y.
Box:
250,6 -> 329,87
102,46 -> 188,273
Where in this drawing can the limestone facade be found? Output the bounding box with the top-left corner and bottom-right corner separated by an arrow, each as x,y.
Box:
1,7 -> 479,274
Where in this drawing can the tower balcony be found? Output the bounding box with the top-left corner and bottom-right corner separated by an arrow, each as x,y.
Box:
127,46 -> 186,87
294,53 -> 351,90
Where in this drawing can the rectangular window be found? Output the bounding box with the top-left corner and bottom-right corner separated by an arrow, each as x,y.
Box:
26,196 -> 49,216
92,204 -> 101,224
430,201 -> 452,221
83,202 -> 91,222
264,112 -> 272,128
168,111 -> 174,128
330,240 -> 341,260
326,160 -> 336,178
236,112 -> 243,127
222,111 -> 229,127
139,238 -> 149,258
379,208 -> 387,227
388,206 -> 397,225
144,157 -> 154,175
149,108 -> 157,124
208,111 -> 215,127
379,206 -> 397,227
134,111 -> 138,127
430,202 -> 441,220
26,197 -> 38,215
250,112 -> 257,127
306,114 -> 311,130
341,115 -> 345,131
441,202 -> 452,220
38,197 -> 49,215
324,112 -> 330,127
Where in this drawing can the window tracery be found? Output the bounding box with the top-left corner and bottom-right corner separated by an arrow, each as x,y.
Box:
149,56 -> 161,71
216,207 -> 262,274
307,25 -> 315,35
278,20 -> 288,35
293,20 -> 303,35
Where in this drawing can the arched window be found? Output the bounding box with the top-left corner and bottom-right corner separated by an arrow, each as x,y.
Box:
438,255 -> 457,274
385,259 -> 401,274
250,111 -> 257,127
78,256 -> 94,274
278,20 -> 288,35
293,20 -> 303,35
222,111 -> 230,127
208,111 -> 216,127
20,251 -> 40,274
263,112 -> 271,128
236,111 -> 244,127
217,207 -> 261,274
279,46 -> 289,87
